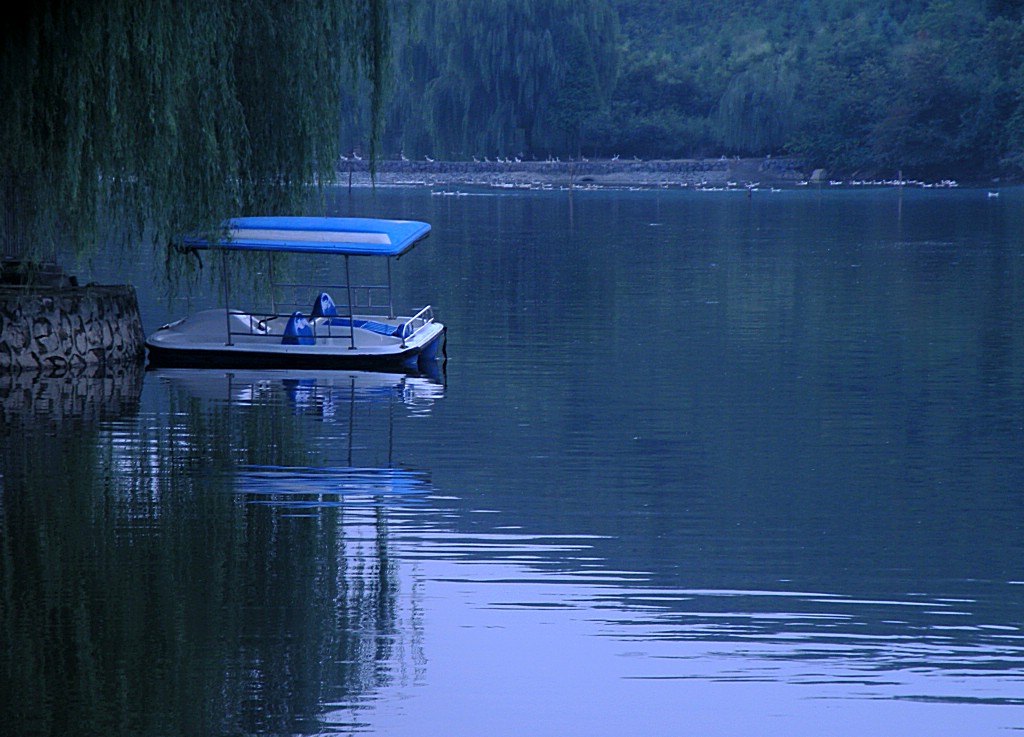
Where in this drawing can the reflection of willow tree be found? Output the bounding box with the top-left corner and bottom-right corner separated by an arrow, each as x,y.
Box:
0,378 -> 412,736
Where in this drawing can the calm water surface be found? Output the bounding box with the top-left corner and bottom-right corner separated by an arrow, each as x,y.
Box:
2,186 -> 1023,736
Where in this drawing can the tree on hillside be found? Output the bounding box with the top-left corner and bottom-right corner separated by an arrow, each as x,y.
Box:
551,25 -> 607,157
0,0 -> 392,263
385,0 -> 618,160
603,0 -> 1024,177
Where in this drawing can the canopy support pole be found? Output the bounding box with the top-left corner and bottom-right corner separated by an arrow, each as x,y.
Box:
345,255 -> 356,350
269,253 -> 277,315
387,259 -> 395,318
222,250 -> 233,346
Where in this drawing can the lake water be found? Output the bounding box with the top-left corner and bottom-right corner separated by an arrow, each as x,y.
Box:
2,185 -> 1023,736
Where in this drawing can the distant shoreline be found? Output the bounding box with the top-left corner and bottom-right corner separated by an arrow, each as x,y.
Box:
335,157 -> 989,190
337,156 -> 802,189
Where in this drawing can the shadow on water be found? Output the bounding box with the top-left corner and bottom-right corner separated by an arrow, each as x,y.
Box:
0,366 -> 442,736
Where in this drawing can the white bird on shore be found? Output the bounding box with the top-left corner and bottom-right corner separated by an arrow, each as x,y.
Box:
425,155 -> 434,163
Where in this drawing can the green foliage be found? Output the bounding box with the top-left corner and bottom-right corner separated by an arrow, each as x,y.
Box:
715,58 -> 798,155
0,0 -> 391,260
369,0 -> 1024,178
552,25 -> 606,156
635,0 -> 1024,178
8,0 -> 1024,264
380,0 -> 619,159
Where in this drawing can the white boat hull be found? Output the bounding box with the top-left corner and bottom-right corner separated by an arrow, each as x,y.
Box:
145,308 -> 446,373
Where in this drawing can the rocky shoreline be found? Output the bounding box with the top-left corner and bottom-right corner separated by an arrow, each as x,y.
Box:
335,156 -> 988,190
337,156 -> 807,189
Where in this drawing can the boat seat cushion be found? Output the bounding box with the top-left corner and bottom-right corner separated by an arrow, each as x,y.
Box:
283,312 -> 316,345
311,292 -> 338,317
310,293 -> 409,338
325,317 -> 408,338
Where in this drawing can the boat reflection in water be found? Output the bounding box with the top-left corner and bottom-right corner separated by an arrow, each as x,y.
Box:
0,367 -> 444,737
153,367 -> 444,418
154,367 -> 445,512
156,368 -> 445,732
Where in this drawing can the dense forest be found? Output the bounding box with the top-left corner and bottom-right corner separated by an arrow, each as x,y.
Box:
358,0 -> 1024,180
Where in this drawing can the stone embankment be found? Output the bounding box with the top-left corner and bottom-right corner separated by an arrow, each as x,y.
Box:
338,156 -> 807,189
0,284 -> 146,372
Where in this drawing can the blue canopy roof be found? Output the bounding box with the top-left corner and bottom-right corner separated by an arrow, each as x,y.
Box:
183,216 -> 431,257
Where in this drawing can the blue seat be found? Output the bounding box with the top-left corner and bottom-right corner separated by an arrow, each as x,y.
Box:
282,311 -> 315,345
309,292 -> 409,339
310,292 -> 338,318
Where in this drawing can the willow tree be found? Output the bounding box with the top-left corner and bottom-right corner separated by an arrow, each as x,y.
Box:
389,0 -> 618,159
714,58 -> 798,155
0,0 -> 391,263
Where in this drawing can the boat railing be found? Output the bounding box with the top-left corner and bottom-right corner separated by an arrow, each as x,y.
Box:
303,305 -> 436,347
397,305 -> 435,348
273,282 -> 392,315
221,302 -> 435,347
225,280 -> 396,345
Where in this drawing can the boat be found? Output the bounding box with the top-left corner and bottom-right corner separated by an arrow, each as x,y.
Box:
145,216 -> 446,373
